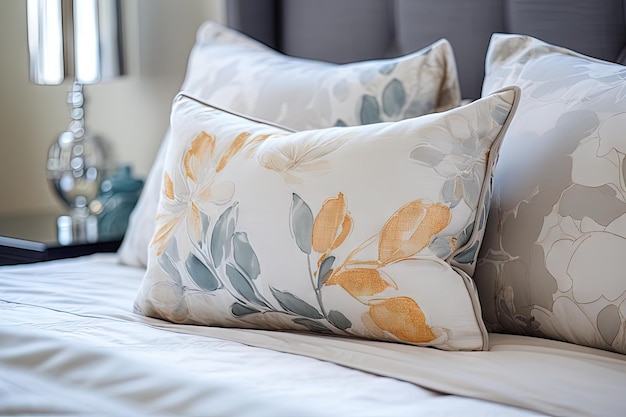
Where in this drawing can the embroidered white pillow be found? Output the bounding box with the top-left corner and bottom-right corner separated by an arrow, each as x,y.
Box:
476,34 -> 626,354
118,21 -> 462,268
134,87 -> 518,351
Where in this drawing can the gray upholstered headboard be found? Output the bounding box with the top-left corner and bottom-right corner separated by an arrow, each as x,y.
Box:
226,0 -> 626,99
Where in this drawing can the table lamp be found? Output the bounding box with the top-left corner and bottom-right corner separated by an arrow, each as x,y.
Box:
26,0 -> 124,243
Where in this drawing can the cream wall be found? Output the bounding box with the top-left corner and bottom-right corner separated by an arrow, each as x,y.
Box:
0,0 -> 225,216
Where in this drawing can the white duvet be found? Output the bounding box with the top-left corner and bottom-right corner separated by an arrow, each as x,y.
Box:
1,255 -> 624,417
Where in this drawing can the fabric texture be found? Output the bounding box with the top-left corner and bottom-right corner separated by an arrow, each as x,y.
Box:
134,87 -> 519,351
118,21 -> 461,268
476,33 -> 626,354
6,254 -> 626,417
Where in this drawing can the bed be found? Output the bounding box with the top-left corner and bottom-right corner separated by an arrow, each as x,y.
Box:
3,1 -> 626,416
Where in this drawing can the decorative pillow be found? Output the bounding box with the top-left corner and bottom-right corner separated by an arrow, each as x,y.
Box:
134,87 -> 519,351
476,34 -> 626,354
117,21 -> 462,268
182,21 -> 461,128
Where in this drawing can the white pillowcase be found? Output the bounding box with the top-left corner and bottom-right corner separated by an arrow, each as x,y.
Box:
134,87 -> 519,351
476,33 -> 626,354
118,21 -> 461,268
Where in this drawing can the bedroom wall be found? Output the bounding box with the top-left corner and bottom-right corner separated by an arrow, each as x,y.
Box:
0,0 -> 225,216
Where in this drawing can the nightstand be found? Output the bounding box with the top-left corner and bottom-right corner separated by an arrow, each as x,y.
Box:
0,213 -> 123,266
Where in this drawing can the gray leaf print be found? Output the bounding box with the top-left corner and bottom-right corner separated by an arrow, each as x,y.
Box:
233,232 -> 261,280
360,95 -> 381,125
378,62 -> 397,75
453,241 -> 480,265
226,263 -> 268,307
442,177 -> 461,207
409,145 -> 446,167
429,236 -> 453,258
231,302 -> 260,317
159,241 -> 182,285
211,204 -> 239,267
382,79 -> 406,117
270,287 -> 323,319
317,256 -> 335,289
327,310 -> 352,330
186,253 -> 220,291
290,193 -> 314,254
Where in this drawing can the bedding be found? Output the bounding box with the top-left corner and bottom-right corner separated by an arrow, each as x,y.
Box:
4,1 -> 626,416
2,255 -> 625,417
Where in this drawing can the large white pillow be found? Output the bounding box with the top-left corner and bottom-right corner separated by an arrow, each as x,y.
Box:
134,87 -> 519,351
117,21 -> 461,268
476,34 -> 626,354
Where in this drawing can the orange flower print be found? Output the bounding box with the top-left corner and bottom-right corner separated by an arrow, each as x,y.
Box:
183,131 -> 215,182
293,192 -> 448,344
325,267 -> 394,298
378,200 -> 451,265
312,192 -> 353,254
216,132 -> 251,173
323,199 -> 450,299
365,297 -> 436,343
151,131 -> 242,255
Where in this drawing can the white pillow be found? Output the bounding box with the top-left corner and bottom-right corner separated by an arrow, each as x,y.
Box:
117,21 -> 461,268
134,87 -> 519,351
476,34 -> 626,354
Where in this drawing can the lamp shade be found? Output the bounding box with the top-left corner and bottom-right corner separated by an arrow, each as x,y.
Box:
27,0 -> 124,85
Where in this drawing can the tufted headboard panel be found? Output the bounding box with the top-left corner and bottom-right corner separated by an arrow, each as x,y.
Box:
227,0 -> 626,98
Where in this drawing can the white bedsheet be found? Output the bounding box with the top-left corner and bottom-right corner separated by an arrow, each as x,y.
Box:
1,255 -> 623,417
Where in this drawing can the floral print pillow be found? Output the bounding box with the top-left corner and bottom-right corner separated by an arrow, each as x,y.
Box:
134,88 -> 519,351
184,21 -> 461,128
117,20 -> 462,268
476,34 -> 626,354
